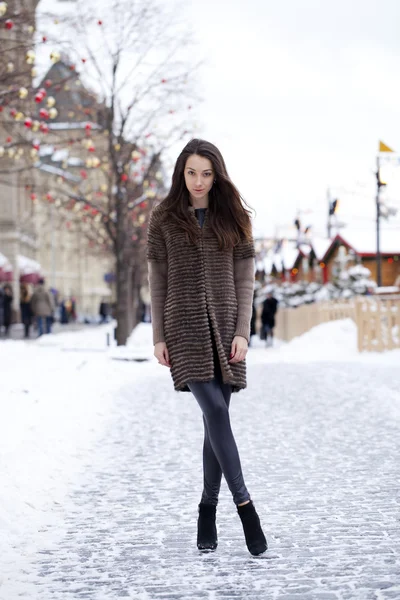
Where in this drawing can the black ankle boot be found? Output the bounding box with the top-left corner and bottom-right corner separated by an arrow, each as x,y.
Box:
197,503 -> 218,551
237,501 -> 267,556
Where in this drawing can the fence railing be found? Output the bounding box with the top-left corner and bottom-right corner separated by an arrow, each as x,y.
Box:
273,300 -> 356,343
355,296 -> 400,352
269,297 -> 400,352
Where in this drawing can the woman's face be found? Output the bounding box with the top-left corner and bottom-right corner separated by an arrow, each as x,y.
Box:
184,154 -> 214,201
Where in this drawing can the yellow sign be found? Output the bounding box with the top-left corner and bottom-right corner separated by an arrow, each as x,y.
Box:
379,141 -> 394,152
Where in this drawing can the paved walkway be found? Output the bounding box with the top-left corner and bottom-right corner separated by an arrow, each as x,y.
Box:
7,360 -> 400,599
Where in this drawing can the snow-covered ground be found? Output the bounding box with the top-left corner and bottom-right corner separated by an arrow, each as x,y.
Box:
1,320 -> 399,599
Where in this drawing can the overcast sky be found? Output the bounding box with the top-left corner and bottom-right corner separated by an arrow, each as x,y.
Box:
45,0 -> 400,240
180,0 -> 400,238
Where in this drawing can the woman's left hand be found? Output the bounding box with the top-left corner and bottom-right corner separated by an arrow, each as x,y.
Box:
229,336 -> 248,363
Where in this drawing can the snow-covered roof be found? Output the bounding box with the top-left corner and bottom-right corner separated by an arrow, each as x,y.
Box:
273,253 -> 283,272
37,163 -> 81,182
336,229 -> 400,255
17,255 -> 42,275
0,252 -> 11,270
311,237 -> 332,261
298,244 -> 311,257
263,255 -> 273,274
52,148 -> 69,162
281,244 -> 299,270
49,122 -> 101,131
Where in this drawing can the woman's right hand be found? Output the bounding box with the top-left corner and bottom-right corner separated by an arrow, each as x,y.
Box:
154,342 -> 171,368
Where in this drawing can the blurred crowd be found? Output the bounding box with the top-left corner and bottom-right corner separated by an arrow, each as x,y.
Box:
0,279 -> 77,339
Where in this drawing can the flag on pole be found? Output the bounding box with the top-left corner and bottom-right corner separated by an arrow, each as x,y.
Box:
379,141 -> 394,152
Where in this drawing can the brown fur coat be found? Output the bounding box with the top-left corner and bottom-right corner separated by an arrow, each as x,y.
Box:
147,204 -> 255,393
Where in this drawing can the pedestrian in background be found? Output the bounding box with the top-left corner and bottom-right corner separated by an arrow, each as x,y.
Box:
261,292 -> 278,346
30,278 -> 54,336
147,138 -> 267,556
20,284 -> 33,339
2,284 -> 13,337
249,290 -> 257,347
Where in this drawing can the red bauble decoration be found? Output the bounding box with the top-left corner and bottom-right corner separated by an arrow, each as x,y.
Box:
30,193 -> 37,201
10,108 -> 17,117
24,118 -> 33,128
42,36 -> 47,42
46,193 -> 53,201
44,79 -> 52,88
32,142 -> 40,150
35,93 -> 44,103
5,20 -> 14,30
6,136 -> 12,143
98,20 -> 102,25
80,170 -> 88,179
39,88 -> 47,98
161,78 -> 167,83
39,108 -> 49,119
85,123 -> 92,131
69,65 -> 75,71
88,145 -> 95,152
40,123 -> 49,133
0,107 -> 3,112
121,173 -> 128,182
81,58 -> 86,63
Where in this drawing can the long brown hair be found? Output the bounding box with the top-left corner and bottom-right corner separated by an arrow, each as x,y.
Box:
160,139 -> 253,250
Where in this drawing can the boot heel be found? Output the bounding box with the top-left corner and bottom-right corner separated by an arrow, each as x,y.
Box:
237,501 -> 267,556
197,503 -> 218,551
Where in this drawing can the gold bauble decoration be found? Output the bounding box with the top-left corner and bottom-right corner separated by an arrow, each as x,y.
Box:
49,107 -> 58,119
131,150 -> 141,161
50,51 -> 61,64
114,143 -> 121,151
18,87 -> 29,99
100,184 -> 108,192
7,62 -> 14,73
32,120 -> 40,132
31,67 -> 38,77
0,147 -> 4,158
8,149 -> 15,158
15,112 -> 24,121
46,96 -> 56,108
0,3 -> 8,18
26,50 -> 36,65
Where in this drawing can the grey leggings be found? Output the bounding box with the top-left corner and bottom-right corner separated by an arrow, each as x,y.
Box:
188,376 -> 250,506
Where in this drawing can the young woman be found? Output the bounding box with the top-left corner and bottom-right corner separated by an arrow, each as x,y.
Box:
147,139 -> 267,556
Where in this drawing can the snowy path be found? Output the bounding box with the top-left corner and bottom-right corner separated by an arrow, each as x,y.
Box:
1,322 -> 400,599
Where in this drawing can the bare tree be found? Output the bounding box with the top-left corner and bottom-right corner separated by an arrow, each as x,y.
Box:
32,0 -> 199,343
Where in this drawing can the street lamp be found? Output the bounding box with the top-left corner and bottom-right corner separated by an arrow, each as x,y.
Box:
376,163 -> 388,287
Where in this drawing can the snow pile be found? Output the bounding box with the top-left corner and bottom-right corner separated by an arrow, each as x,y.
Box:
249,318 -> 400,365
